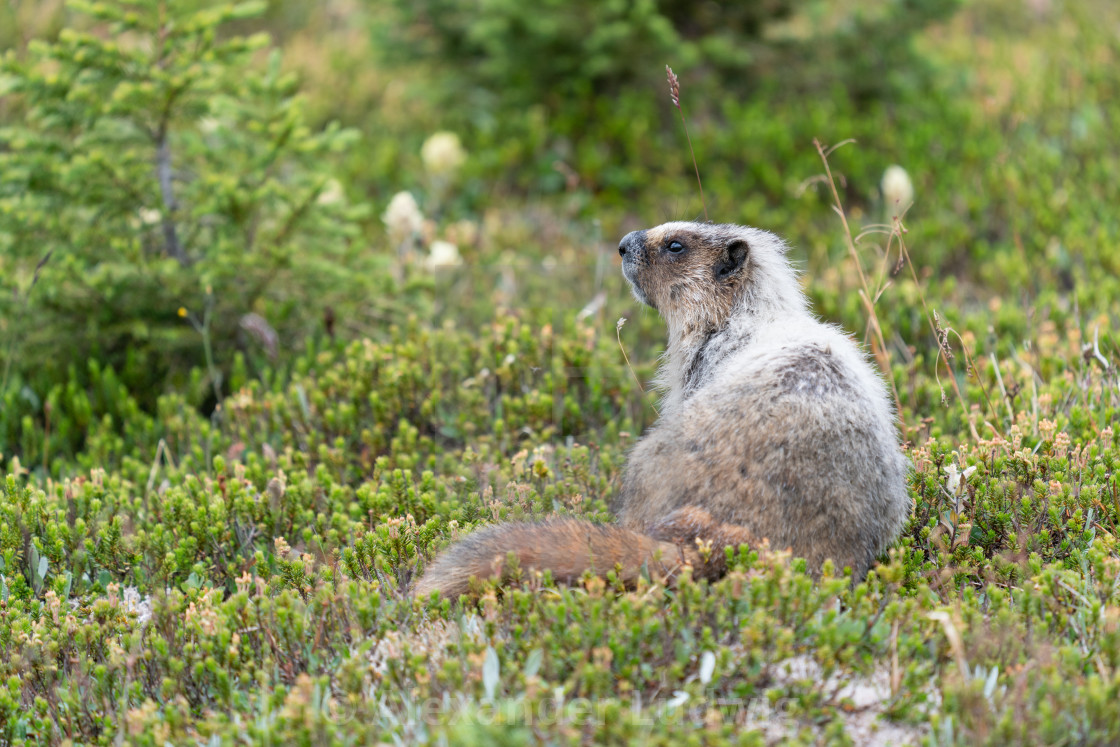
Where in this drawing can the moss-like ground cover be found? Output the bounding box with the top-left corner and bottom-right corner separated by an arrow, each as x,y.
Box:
3,310 -> 1119,744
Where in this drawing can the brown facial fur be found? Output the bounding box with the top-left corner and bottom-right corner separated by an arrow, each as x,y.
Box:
620,224 -> 749,334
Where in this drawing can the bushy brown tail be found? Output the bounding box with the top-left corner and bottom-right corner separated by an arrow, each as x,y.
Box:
413,508 -> 756,599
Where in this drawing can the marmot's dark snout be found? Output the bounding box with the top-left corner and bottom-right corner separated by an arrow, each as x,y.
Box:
618,230 -> 646,258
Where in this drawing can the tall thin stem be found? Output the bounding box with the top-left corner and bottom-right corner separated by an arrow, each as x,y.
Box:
666,66 -> 707,222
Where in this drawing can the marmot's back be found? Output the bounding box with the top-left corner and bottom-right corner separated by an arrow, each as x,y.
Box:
616,334 -> 910,580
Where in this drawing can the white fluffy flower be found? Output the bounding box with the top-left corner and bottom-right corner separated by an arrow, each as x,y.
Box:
944,463 -> 976,496
382,191 -> 423,243
881,165 -> 914,211
316,179 -> 345,206
122,586 -> 153,626
426,240 -> 462,269
421,132 -> 466,176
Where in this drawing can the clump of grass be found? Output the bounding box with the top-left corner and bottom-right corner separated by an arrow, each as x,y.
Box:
812,138 -> 999,441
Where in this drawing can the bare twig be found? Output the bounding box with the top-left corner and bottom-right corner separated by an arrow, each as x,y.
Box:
152,5 -> 191,267
156,130 -> 189,267
989,352 -> 1016,423
617,318 -> 658,417
815,139 -> 1001,435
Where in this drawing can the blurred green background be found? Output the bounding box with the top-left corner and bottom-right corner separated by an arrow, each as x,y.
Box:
3,3 -> 1120,744
3,0 -> 1119,470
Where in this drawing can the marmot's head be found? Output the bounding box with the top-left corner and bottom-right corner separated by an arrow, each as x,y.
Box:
618,222 -> 800,333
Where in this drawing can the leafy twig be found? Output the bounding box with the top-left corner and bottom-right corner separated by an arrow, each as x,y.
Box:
1,250 -> 53,398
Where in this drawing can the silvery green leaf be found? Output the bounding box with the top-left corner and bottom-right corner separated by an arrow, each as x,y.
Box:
483,646 -> 499,700
984,666 -> 999,700
699,651 -> 716,685
524,649 -> 543,679
296,385 -> 310,420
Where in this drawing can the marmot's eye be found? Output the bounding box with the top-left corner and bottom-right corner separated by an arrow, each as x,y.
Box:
668,241 -> 684,253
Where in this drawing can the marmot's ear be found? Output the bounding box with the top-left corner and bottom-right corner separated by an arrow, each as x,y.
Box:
716,239 -> 748,279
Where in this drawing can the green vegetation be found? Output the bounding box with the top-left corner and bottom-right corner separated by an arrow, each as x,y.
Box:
0,0 -> 369,418
1,0 -> 1119,743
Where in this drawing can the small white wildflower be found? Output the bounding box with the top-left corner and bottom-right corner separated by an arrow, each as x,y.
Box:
426,240 -> 461,269
382,191 -> 423,243
421,131 -> 466,176
138,208 -> 161,225
881,165 -> 914,211
944,463 -> 976,496
316,179 -> 345,206
122,586 -> 152,626
944,463 -> 960,495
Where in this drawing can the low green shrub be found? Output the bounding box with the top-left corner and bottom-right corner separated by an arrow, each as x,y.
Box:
0,290 -> 1117,741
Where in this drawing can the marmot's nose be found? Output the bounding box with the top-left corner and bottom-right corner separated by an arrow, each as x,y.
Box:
619,230 -> 645,257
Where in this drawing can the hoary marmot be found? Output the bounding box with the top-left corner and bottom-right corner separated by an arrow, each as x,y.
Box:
414,222 -> 910,598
